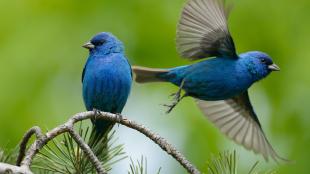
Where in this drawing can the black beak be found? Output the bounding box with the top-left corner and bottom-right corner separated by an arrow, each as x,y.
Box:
268,63 -> 280,71
82,42 -> 95,49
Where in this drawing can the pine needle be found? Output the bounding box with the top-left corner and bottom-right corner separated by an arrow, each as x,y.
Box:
32,121 -> 126,174
0,147 -> 18,164
206,150 -> 276,174
128,156 -> 161,174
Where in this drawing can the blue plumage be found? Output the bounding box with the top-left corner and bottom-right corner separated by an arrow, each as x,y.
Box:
160,51 -> 273,100
82,32 -> 132,145
132,0 -> 286,162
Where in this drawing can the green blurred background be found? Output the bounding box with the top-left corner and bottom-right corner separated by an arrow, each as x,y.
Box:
0,0 -> 309,173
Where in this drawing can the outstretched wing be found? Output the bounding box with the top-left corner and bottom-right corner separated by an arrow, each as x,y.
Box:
196,92 -> 286,162
177,0 -> 237,60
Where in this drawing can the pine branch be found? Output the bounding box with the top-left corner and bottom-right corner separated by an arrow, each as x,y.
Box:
128,156 -> 161,174
206,150 -> 276,174
16,126 -> 44,166
32,124 -> 126,173
0,111 -> 199,174
91,111 -> 200,174
0,147 -> 18,164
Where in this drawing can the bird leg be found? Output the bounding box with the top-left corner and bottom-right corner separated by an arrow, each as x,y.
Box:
164,80 -> 186,114
115,113 -> 123,128
115,113 -> 123,121
92,108 -> 101,120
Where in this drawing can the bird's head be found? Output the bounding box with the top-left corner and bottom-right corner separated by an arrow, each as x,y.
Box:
82,32 -> 124,54
241,51 -> 280,81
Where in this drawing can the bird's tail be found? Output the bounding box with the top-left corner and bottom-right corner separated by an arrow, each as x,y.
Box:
132,66 -> 169,83
88,120 -> 114,157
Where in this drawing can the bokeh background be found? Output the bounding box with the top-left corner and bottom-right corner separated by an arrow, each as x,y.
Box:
0,0 -> 309,173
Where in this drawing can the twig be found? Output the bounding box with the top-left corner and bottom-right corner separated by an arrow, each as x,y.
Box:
16,126 -> 44,166
97,112 -> 201,174
18,113 -> 106,174
0,162 -> 33,174
3,111 -> 200,174
68,129 -> 105,173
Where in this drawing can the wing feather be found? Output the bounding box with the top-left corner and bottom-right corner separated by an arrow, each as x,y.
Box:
177,0 -> 237,60
196,92 -> 287,161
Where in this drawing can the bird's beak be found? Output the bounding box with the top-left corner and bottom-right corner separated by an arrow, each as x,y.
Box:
268,63 -> 280,71
82,42 -> 95,49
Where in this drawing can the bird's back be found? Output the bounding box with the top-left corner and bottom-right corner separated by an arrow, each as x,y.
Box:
162,58 -> 254,100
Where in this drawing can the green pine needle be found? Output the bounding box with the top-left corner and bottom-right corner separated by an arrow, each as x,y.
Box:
32,122 -> 126,174
128,156 -> 161,174
0,147 -> 18,164
206,150 -> 276,174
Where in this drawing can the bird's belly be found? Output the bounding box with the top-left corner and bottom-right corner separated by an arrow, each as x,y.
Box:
183,75 -> 250,101
83,69 -> 131,113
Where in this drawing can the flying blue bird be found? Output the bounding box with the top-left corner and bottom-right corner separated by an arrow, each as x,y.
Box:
133,0 -> 285,161
82,32 -> 132,148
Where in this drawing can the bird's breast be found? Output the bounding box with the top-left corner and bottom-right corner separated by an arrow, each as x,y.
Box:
82,55 -> 132,113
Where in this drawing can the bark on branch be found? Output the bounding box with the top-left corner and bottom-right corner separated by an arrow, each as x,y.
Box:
0,111 -> 200,174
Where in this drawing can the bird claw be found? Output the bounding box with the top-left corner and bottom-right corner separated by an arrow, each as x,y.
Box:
169,91 -> 181,100
164,80 -> 186,114
163,102 -> 178,114
169,92 -> 177,97
115,113 -> 123,121
93,108 -> 101,119
164,92 -> 186,114
115,113 -> 123,127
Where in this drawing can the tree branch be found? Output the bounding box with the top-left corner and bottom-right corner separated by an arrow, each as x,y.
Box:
16,126 -> 43,166
2,111 -> 200,174
97,112 -> 201,174
18,112 -> 107,174
0,162 -> 33,174
68,129 -> 106,173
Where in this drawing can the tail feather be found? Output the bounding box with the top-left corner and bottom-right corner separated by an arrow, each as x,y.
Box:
88,121 -> 114,156
132,66 -> 169,83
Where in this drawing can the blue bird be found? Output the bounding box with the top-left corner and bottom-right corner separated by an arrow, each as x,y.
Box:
82,32 -> 132,148
133,0 -> 285,161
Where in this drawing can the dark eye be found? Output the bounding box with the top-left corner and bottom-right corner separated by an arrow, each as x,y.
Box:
96,40 -> 106,46
261,59 -> 266,63
92,40 -> 106,46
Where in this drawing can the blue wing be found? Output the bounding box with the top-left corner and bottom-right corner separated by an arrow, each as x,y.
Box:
81,58 -> 90,83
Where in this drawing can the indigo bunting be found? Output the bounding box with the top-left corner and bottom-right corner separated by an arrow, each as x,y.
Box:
82,32 -> 132,147
133,0 -> 285,161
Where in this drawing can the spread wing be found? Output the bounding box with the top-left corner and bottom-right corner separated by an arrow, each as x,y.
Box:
177,0 -> 237,60
196,92 -> 286,161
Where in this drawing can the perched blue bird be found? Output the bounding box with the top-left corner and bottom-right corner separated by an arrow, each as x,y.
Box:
133,0 -> 285,161
82,32 -> 132,147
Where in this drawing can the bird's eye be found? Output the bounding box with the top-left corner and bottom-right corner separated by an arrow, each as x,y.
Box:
260,59 -> 266,63
96,40 -> 106,46
93,40 -> 106,46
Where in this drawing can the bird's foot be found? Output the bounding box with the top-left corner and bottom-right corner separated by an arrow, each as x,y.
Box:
115,113 -> 123,122
93,108 -> 101,119
163,102 -> 178,114
163,80 -> 186,114
115,113 -> 123,128
169,92 -> 177,97
164,92 -> 186,114
169,92 -> 181,101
